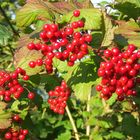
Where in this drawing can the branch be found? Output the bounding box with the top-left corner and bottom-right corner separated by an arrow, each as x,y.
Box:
65,105 -> 80,140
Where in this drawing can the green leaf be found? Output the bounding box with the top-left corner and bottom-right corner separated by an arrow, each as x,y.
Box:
109,131 -> 125,139
93,135 -> 103,140
0,102 -> 12,129
101,12 -> 115,47
114,0 -> 140,19
14,45 -> 43,75
53,58 -> 98,101
11,100 -> 29,119
11,100 -> 20,112
67,59 -> 98,101
0,101 -> 7,110
53,57 -> 70,73
16,3 -> 54,27
106,94 -> 117,106
0,24 -> 12,46
60,9 -> 102,30
122,113 -> 138,137
114,20 -> 140,47
57,131 -> 71,140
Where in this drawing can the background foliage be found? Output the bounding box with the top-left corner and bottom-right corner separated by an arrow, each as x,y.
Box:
0,0 -> 140,140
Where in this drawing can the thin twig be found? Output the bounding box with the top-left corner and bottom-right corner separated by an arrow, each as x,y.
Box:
65,105 -> 80,140
86,91 -> 91,136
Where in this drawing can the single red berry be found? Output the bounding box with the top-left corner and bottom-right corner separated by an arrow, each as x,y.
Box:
77,20 -> 84,28
19,134 -> 25,140
67,61 -> 74,66
29,61 -> 36,68
111,47 -> 120,56
40,31 -> 47,39
71,21 -> 79,29
23,75 -> 29,81
65,27 -> 74,35
73,10 -> 80,17
77,52 -> 84,59
22,129 -> 28,136
58,108 -> 65,114
50,24 -> 58,32
43,24 -> 50,31
73,32 -> 81,39
63,50 -> 70,59
14,92 -> 21,99
96,85 -> 102,91
27,43 -> 35,50
46,31 -> 54,38
28,92 -> 35,100
84,34 -> 92,42
69,54 -> 77,62
13,114 -> 20,122
36,59 -> 43,66
55,52 -> 63,59
4,96 -> 11,102
5,132 -> 12,139
128,44 -> 136,51
60,38 -> 68,46
117,95 -> 124,101
104,49 -> 112,58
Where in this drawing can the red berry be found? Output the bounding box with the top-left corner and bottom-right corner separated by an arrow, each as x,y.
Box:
27,43 -> 35,50
65,27 -> 74,35
28,92 -> 35,100
19,134 -> 25,140
5,132 -> 12,139
71,22 -> 79,29
96,85 -> 102,91
50,24 -> 58,32
67,61 -> 74,66
73,10 -> 80,17
55,52 -> 63,59
36,59 -> 43,66
77,20 -> 84,27
23,75 -> 29,81
43,24 -> 50,31
29,61 -> 36,68
104,49 -> 112,58
22,129 -> 28,136
46,31 -> 54,38
112,47 -> 120,56
13,114 -> 20,122
84,34 -> 92,42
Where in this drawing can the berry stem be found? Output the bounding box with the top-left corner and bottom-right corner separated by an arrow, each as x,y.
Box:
65,105 -> 80,140
86,91 -> 91,136
41,108 -> 46,119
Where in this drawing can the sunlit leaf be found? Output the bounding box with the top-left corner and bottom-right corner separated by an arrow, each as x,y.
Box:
60,9 -> 102,30
16,2 -> 54,27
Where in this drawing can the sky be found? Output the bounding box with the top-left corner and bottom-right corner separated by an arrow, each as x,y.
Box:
91,0 -> 113,6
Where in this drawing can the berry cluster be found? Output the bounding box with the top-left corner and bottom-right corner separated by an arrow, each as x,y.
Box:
4,128 -> 28,140
47,81 -> 70,114
0,68 -> 35,102
27,10 -> 92,73
96,44 -> 140,101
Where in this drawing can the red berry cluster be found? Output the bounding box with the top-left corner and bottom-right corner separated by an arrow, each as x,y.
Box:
0,68 -> 35,102
47,81 -> 70,114
4,128 -> 28,140
96,44 -> 140,101
27,10 -> 92,73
